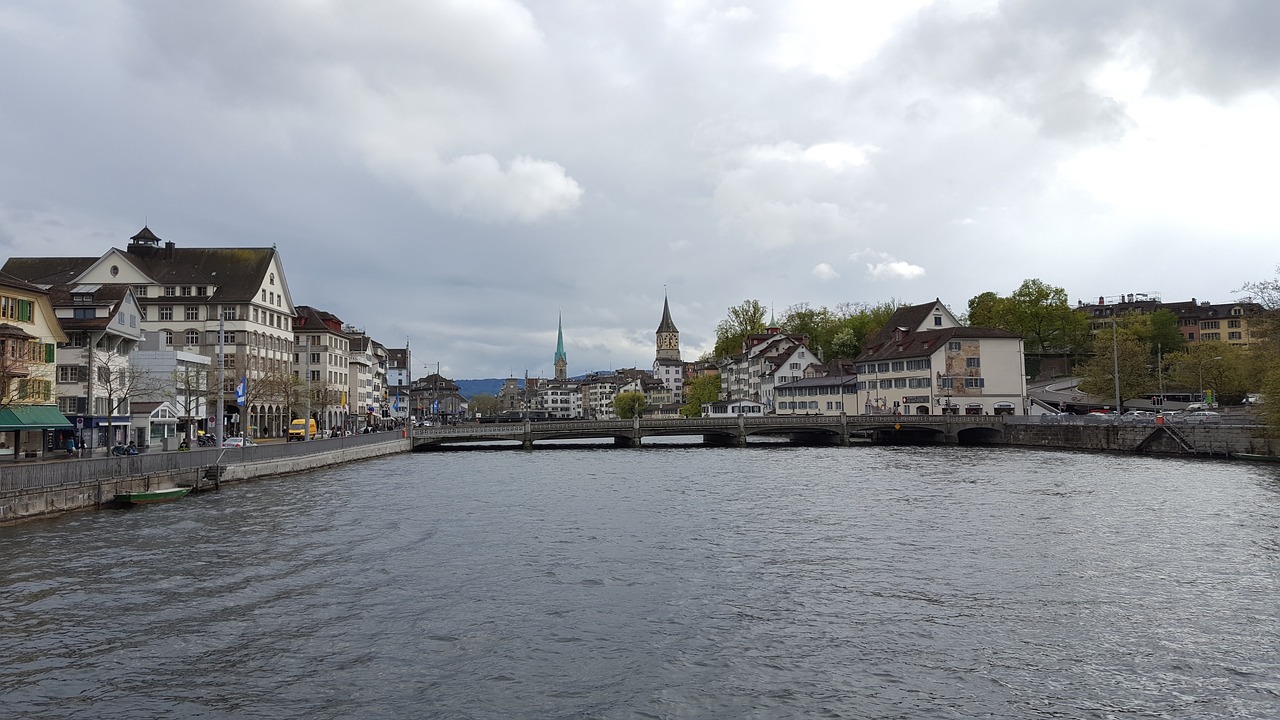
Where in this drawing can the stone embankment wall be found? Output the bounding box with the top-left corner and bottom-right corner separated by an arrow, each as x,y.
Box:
999,423 -> 1278,457
2,439 -> 410,524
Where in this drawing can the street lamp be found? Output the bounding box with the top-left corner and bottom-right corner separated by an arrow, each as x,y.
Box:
1198,355 -> 1222,405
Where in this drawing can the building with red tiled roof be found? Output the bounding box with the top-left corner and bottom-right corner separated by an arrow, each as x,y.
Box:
854,300 -> 1026,416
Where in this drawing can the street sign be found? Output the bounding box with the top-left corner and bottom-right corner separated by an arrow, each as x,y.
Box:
75,416 -> 84,429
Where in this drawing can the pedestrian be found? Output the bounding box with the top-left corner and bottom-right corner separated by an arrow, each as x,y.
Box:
66,437 -> 75,456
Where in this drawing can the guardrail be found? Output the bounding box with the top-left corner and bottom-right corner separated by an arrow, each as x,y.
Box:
0,432 -> 406,494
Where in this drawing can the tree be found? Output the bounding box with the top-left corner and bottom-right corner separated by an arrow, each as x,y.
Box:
713,300 -> 767,359
1239,266 -> 1280,433
779,303 -> 839,360
613,391 -> 647,419
680,374 -> 722,417
1075,332 -> 1155,410
469,393 -> 500,418
96,350 -> 165,447
1164,342 -> 1252,405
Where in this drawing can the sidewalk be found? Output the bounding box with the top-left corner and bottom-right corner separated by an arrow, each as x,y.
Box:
1,436 -> 287,463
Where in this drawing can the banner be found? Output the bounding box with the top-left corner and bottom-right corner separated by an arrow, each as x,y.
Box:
235,376 -> 247,406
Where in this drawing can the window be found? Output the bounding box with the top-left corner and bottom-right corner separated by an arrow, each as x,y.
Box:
310,352 -> 321,365
222,306 -> 236,320
1229,331 -> 1242,340
876,362 -> 890,373
164,286 -> 176,296
197,286 -> 208,296
162,330 -> 173,346
1202,332 -> 1221,341
966,357 -> 981,368
939,377 -> 954,389
1187,332 -> 1195,341
893,378 -> 907,388
134,286 -> 148,297
181,286 -> 193,297
57,366 -> 80,383
159,306 -> 173,321
261,289 -> 267,302
1201,320 -> 1220,329
1231,306 -> 1243,316
1228,319 -> 1241,328
934,316 -> 942,326
185,306 -> 199,321
948,341 -> 961,352
73,308 -> 95,319
186,330 -> 200,346
790,362 -> 800,370
891,361 -> 904,372
964,377 -> 985,388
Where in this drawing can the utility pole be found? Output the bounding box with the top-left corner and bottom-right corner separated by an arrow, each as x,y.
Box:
304,336 -> 312,440
216,316 -> 225,448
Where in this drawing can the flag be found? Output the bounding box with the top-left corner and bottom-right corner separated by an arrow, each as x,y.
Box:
392,392 -> 400,412
235,376 -> 247,406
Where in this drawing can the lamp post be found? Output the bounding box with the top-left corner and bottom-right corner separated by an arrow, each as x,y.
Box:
1111,319 -> 1121,414
1198,355 -> 1222,405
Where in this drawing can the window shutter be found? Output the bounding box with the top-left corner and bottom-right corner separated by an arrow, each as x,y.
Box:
45,343 -> 55,363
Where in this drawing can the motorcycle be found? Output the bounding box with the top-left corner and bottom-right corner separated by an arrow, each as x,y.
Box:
111,443 -> 139,456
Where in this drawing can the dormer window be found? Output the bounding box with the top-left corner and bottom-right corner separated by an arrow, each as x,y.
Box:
269,273 -> 275,285
1232,306 -> 1243,316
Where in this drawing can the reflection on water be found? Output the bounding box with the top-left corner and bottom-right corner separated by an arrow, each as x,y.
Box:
2,446 -> 1278,719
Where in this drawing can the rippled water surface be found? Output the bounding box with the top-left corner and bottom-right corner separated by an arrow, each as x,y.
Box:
3,445 -> 1279,718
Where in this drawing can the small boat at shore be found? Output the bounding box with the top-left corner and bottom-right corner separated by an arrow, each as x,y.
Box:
113,487 -> 192,505
1230,453 -> 1280,463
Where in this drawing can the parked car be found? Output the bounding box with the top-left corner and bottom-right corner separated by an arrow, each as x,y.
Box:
223,437 -> 257,447
1119,410 -> 1155,423
1242,394 -> 1264,405
1184,402 -> 1214,412
1176,411 -> 1221,425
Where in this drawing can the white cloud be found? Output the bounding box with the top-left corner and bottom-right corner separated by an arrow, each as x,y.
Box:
812,263 -> 840,280
438,154 -> 584,223
851,248 -> 926,281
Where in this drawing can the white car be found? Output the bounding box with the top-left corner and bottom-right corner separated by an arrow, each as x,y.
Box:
222,437 -> 257,447
1177,411 -> 1221,425
1119,410 -> 1155,423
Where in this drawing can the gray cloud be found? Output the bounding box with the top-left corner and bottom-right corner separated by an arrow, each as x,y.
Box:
2,0 -> 1277,378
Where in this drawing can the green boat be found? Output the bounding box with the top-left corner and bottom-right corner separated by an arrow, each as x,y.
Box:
113,487 -> 192,505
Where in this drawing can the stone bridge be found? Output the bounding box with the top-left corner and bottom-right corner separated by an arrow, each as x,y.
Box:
410,414 -> 1007,450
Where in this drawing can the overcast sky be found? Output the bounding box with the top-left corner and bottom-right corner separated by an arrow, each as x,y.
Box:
2,1 -> 1277,379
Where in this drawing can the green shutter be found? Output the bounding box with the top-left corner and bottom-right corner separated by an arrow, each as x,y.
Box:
44,343 -> 55,363
17,299 -> 32,322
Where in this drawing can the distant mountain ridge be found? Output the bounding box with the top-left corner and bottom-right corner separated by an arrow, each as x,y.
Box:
454,373 -> 608,400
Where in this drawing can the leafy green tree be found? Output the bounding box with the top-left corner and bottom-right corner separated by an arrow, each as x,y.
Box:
713,300 -> 767,359
469,393 -> 500,418
1076,333 -> 1155,410
680,374 -> 722,417
1238,266 -> 1280,432
780,303 -> 839,360
1164,343 -> 1252,405
613,391 -> 647,419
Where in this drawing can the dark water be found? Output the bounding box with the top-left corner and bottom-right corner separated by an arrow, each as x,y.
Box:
3,444 -> 1278,719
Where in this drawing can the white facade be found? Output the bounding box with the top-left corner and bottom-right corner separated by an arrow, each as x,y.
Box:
855,301 -> 1027,416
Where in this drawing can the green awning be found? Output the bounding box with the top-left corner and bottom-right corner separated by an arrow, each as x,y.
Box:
0,405 -> 73,431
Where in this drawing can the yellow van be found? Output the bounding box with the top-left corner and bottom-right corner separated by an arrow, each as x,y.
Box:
288,418 -> 318,441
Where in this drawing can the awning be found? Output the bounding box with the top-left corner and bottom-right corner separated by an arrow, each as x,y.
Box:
0,405 -> 73,431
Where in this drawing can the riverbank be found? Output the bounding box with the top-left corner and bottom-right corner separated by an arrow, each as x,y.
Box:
0,434 -> 410,524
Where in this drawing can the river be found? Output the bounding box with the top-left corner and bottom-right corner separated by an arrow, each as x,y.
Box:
2,443 -> 1278,719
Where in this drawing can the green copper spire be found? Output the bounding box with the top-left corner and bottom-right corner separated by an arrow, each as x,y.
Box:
554,311 -> 568,380
555,312 -> 566,363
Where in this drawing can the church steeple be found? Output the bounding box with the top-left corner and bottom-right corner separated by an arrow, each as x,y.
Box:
554,311 -> 567,381
655,293 -> 680,362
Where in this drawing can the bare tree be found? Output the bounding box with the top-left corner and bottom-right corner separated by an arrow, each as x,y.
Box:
96,351 -> 166,448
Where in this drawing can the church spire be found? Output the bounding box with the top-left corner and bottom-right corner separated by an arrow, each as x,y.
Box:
554,311 -> 568,381
656,293 -> 679,334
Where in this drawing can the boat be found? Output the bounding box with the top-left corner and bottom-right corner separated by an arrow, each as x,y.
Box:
1229,453 -> 1280,463
113,487 -> 192,505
